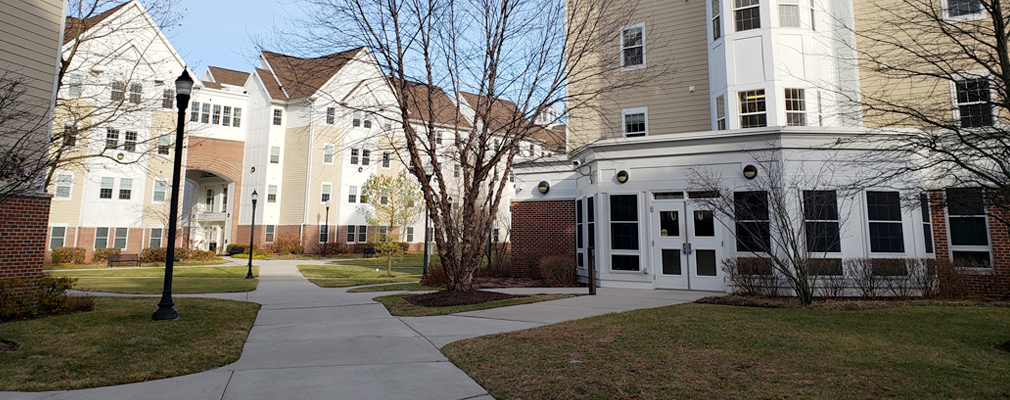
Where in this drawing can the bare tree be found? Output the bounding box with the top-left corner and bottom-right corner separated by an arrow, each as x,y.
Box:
0,71 -> 51,205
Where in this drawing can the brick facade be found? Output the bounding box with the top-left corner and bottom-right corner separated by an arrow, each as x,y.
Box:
929,191 -> 1010,299
0,194 -> 51,282
510,199 -> 576,277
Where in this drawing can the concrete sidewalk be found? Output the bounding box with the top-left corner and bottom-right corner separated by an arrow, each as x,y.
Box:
2,260 -> 707,400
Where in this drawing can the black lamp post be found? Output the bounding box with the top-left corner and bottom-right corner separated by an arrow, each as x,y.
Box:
246,190 -> 258,279
153,70 -> 193,321
421,162 -> 434,281
323,199 -> 331,257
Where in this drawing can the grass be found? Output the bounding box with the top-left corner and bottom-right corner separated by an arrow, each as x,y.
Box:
327,253 -> 439,268
299,264 -> 422,288
43,260 -> 226,270
0,297 -> 259,391
47,266 -> 260,294
374,293 -> 575,317
346,282 -> 444,293
443,303 -> 1010,400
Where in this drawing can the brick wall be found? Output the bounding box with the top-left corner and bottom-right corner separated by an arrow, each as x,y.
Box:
929,191 -> 1010,298
511,199 -> 576,277
0,194 -> 51,282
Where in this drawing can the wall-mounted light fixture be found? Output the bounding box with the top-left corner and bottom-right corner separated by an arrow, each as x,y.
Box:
616,170 -> 629,184
116,153 -> 125,161
743,164 -> 758,180
537,181 -> 550,194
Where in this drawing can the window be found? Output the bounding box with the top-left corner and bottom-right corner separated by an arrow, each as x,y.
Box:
222,106 -> 232,126
382,151 -> 391,168
779,0 -> 800,27
129,83 -> 142,104
785,88 -> 806,126
378,226 -> 388,242
153,180 -> 166,202
735,191 -> 770,252
273,109 -> 283,126
348,186 -> 357,203
111,81 -> 125,101
383,122 -> 392,132
577,199 -> 584,252
150,228 -> 163,248
810,0 -> 816,30
610,194 -> 640,271
95,227 -> 109,249
67,74 -> 82,98
454,164 -> 461,178
157,135 -> 171,155
738,89 -> 767,128
106,128 -> 119,149
201,103 -> 211,123
190,101 -> 200,121
233,108 -> 242,127
54,174 -> 72,199
347,225 -> 356,242
866,191 -> 904,253
360,189 -> 369,204
119,178 -> 132,200
948,0 -> 982,17
358,225 -> 367,242
62,122 -> 77,147
321,183 -> 331,203
326,107 -> 335,124
920,193 -> 934,254
100,177 -> 114,199
622,108 -> 647,137
406,227 -> 414,242
206,189 -> 214,211
955,77 -> 992,128
734,0 -> 761,31
323,144 -> 335,164
435,131 -> 443,145
620,24 -> 645,68
363,113 -> 372,129
320,225 -> 329,243
804,190 -> 840,252
113,228 -> 128,249
493,228 -> 500,243
211,105 -> 221,124
270,146 -> 280,164
817,91 -> 823,126
352,111 -> 361,127
712,0 -> 722,40
362,150 -> 370,166
222,188 -> 228,211
946,187 -> 990,267
265,225 -> 275,243
716,95 -> 727,130
162,89 -> 174,109
350,149 -> 359,164
50,227 -> 66,249
380,189 -> 389,205
123,131 -> 137,152
267,185 -> 278,203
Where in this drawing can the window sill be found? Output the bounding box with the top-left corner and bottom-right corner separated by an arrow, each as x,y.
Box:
620,64 -> 646,72
957,267 -> 994,275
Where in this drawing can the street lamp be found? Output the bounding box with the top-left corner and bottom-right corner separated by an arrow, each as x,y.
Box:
153,69 -> 193,321
323,199 -> 331,257
422,161 -> 434,281
246,190 -> 258,279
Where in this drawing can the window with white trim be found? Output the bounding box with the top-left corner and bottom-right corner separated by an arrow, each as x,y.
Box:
201,103 -> 211,123
358,225 -> 367,242
272,109 -> 283,125
233,108 -> 242,127
362,150 -> 370,166
153,180 -> 167,203
363,112 -> 372,129
779,0 -> 800,27
326,107 -> 335,125
54,174 -> 72,199
947,0 -> 983,18
50,227 -> 66,249
716,95 -> 727,130
382,151 -> 391,168
206,189 -> 214,211
223,106 -> 232,126
320,224 -> 328,243
67,74 -> 82,98
620,24 -> 645,69
123,131 -> 137,152
323,144 -> 335,164
162,89 -> 174,109
129,83 -> 142,104
95,227 -> 109,249
738,89 -> 767,128
866,191 -> 904,253
435,131 -> 443,145
785,88 -> 806,126
191,101 -> 200,121
348,186 -> 357,203
350,149 -> 359,165
406,227 -> 414,242
735,191 -> 770,252
222,187 -> 228,211
106,128 -> 119,149
380,189 -> 389,205
803,190 -> 840,253
920,193 -> 934,254
352,111 -> 361,127
622,107 -> 647,137
268,185 -> 277,203
270,146 -> 280,164
119,178 -> 132,200
712,0 -> 722,40
954,76 -> 993,128
347,225 -> 356,242
265,225 -> 275,243
100,177 -> 114,199
62,122 -> 77,147
378,226 -> 388,242
610,194 -> 640,271
111,81 -> 125,101
150,228 -> 163,248
113,227 -> 128,249
946,187 -> 991,267
321,183 -> 332,203
735,0 -> 761,31
212,104 -> 222,124
157,135 -> 171,155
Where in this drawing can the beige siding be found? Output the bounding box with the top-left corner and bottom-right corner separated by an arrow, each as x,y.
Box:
279,126 -> 310,224
0,0 -> 63,107
307,125 -> 342,225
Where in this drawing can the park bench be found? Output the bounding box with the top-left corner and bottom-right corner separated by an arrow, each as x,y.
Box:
108,253 -> 141,267
361,247 -> 376,258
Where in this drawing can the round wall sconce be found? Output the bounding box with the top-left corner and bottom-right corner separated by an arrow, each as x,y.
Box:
116,153 -> 125,161
616,170 -> 629,184
743,165 -> 758,180
537,181 -> 550,194
358,167 -> 364,173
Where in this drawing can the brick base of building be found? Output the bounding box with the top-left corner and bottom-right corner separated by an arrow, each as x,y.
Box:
510,199 -> 576,277
0,194 -> 52,288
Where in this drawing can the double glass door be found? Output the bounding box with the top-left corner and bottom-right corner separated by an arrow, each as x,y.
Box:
652,199 -> 724,291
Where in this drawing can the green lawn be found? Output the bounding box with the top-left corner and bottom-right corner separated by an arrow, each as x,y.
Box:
328,253 -> 440,268
346,282 -> 443,293
0,297 -> 259,391
43,260 -> 227,270
47,266 -> 259,294
444,303 -> 1010,399
299,264 -> 422,288
375,293 -> 575,317
47,266 -> 258,278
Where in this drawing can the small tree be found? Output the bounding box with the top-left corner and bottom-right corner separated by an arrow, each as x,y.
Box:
358,171 -> 423,276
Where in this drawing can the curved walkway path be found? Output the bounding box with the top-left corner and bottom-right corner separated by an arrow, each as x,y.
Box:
2,259 -> 708,400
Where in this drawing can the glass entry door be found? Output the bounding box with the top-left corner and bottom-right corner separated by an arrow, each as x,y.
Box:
652,197 -> 724,291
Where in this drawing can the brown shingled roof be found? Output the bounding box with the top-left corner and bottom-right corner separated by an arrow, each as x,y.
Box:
260,48 -> 363,100
393,79 -> 471,129
63,1 -> 131,45
201,80 -> 222,89
206,66 -> 249,87
459,92 -> 564,150
254,68 -> 286,100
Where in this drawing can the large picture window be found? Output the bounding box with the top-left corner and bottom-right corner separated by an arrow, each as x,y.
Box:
735,191 -> 770,252
866,191 -> 904,253
609,194 -> 639,271
803,190 -> 840,252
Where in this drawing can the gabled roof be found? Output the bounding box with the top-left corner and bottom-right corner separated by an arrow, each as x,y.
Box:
460,92 -> 565,150
206,66 -> 250,87
260,48 -> 363,100
63,1 -> 131,45
254,68 -> 286,100
393,79 -> 471,129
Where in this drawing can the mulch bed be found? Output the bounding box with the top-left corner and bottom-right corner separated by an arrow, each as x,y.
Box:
405,290 -> 526,307
698,295 -> 1010,311
473,277 -> 548,288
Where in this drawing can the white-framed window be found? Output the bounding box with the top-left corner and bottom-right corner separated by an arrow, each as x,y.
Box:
233,108 -> 242,127
326,107 -> 335,125
454,164 -> 461,178
99,177 -> 114,199
380,189 -> 389,205
157,134 -> 171,155
222,106 -> 232,126
362,149 -> 371,166
945,0 -> 984,20
323,144 -> 335,164
206,189 -> 215,211
265,225 -> 275,243
152,179 -> 168,203
222,187 -> 228,211
348,186 -> 358,203
381,151 -> 391,168
784,88 -> 806,126
347,225 -> 356,242
350,148 -> 359,165
190,101 -> 200,121
319,224 -> 328,243
493,228 -> 500,243
62,122 -> 77,147
712,0 -> 722,40
162,89 -> 174,109
866,191 -> 905,253
620,23 -> 645,69
95,227 -> 109,249
738,89 -> 767,128
113,227 -> 128,249
358,225 -> 367,242
715,95 -> 727,130
268,185 -> 278,203
622,107 -> 648,137
149,227 -> 163,248
67,74 -> 82,98
54,173 -> 73,199
378,226 -> 388,242
779,0 -> 800,27
118,178 -> 132,200
809,0 -> 816,30
270,146 -> 281,163
201,103 -> 211,123
734,0 -> 761,31
363,112 -> 372,129
50,226 -> 66,249
111,81 -> 125,101
352,111 -> 361,127
321,183 -> 332,203
952,75 -> 993,128
920,193 -> 934,254
435,131 -> 443,145
816,91 -> 823,126
123,131 -> 137,152
609,194 -> 641,272
129,83 -> 142,104
946,187 -> 991,268
106,128 -> 119,149
272,109 -> 283,126
406,227 -> 414,242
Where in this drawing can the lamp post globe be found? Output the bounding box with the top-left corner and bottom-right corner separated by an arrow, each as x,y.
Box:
247,190 -> 258,279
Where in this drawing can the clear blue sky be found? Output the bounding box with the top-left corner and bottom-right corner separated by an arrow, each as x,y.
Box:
164,0 -> 304,75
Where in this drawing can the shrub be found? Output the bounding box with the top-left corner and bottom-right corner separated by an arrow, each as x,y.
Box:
538,254 -> 577,287
936,259 -> 971,299
50,247 -> 86,264
0,276 -> 95,322
479,252 -> 514,278
422,261 -> 447,287
140,247 -> 190,262
226,244 -> 245,254
92,248 -> 121,263
267,234 -> 301,255
723,257 -> 780,297
191,250 -> 217,261
319,243 -> 351,255
293,245 -> 305,255
846,258 -> 879,299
